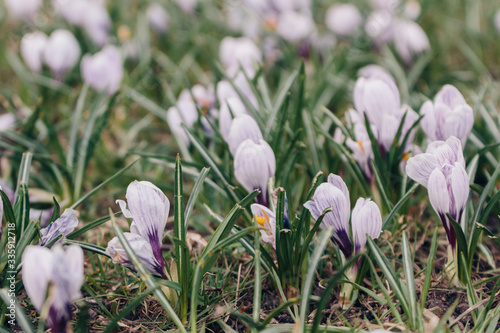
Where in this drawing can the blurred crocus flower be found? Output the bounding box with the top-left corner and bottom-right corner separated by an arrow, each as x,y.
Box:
217,72 -> 258,108
0,113 -> 16,131
174,0 -> 196,13
420,85 -> 474,145
406,136 -> 468,248
219,97 -> 248,140
393,19 -> 430,65
4,0 -> 42,20
20,31 -> 48,73
495,10 -> 500,34
107,181 -> 169,279
166,98 -> 199,145
234,139 -> 276,206
370,0 -> 401,11
81,45 -> 123,95
39,209 -> 79,246
403,0 -> 421,20
325,4 -> 363,37
43,30 -> 81,80
251,204 -> 276,249
276,10 -> 315,42
227,114 -> 263,156
219,37 -> 262,78
147,3 -> 169,33
22,244 -> 84,333
54,0 -> 111,46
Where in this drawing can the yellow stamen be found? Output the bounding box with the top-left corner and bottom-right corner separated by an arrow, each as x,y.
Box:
118,26 -> 132,41
357,141 -> 364,153
254,215 -> 266,227
403,152 -> 410,161
264,18 -> 278,31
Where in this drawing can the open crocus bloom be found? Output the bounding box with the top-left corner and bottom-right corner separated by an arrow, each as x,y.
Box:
234,139 -> 276,206
406,136 -> 468,249
420,85 -> 474,145
39,209 -> 79,246
22,244 -> 84,333
107,181 -> 169,279
251,204 -> 276,249
304,174 -> 382,258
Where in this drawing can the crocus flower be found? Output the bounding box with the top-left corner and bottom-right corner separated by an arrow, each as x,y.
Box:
147,3 -> 169,33
39,209 -> 79,247
406,136 -> 468,249
325,4 -> 363,37
304,174 -> 382,258
251,204 -> 276,249
166,98 -> 199,145
496,10 -> 500,34
276,10 -> 315,42
20,31 -> 47,73
107,181 -> 169,279
0,113 -> 16,131
219,96 -> 248,140
393,19 -> 430,65
219,37 -> 262,78
4,0 -> 41,20
174,0 -> 196,13
81,45 -> 123,95
420,85 -> 474,145
304,174 -> 382,307
227,114 -> 263,156
234,139 -> 276,206
22,244 -> 84,333
43,30 -> 81,80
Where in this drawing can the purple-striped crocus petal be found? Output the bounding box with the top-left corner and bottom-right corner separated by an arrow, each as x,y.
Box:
428,168 -> 456,248
450,163 -> 469,221
234,139 -> 276,205
118,181 -> 169,266
405,153 -> 438,188
443,105 -> 474,145
327,174 -> 351,220
379,114 -> 399,151
304,182 -> 351,256
106,233 -> 166,278
22,246 -> 54,311
227,114 -> 263,156
351,198 -> 382,253
426,136 -> 464,167
39,209 -> 79,246
434,84 -> 467,109
251,204 -> 276,249
420,100 -> 437,141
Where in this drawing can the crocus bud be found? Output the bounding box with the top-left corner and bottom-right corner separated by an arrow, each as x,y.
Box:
219,97 -> 247,140
234,139 -> 276,205
43,30 -> 81,80
325,4 -> 362,37
227,114 -> 263,156
81,45 -> 123,95
147,3 -> 169,33
22,244 -> 84,333
20,31 -> 47,73
251,204 -> 276,249
276,10 -> 315,42
420,85 -> 474,145
219,37 -> 262,78
166,99 -> 199,144
4,0 -> 42,20
39,209 -> 79,246
393,19 -> 430,65
82,3 -> 111,46
0,113 -> 16,131
496,10 -> 500,34
351,198 -> 382,252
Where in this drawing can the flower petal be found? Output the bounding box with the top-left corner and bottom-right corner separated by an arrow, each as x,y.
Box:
405,153 -> 438,187
351,198 -> 382,252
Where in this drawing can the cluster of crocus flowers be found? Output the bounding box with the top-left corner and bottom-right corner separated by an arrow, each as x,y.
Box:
106,181 -> 169,279
406,136 -> 469,285
22,244 -> 84,333
420,85 -> 474,145
305,174 -> 382,307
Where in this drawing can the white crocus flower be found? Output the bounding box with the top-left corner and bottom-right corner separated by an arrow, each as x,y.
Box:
219,37 -> 262,78
22,244 -> 84,333
227,114 -> 263,156
4,0 -> 42,20
393,19 -> 430,65
276,10 -> 315,42
147,3 -> 170,33
325,4 -> 363,37
43,30 -> 81,80
20,31 -> 47,73
39,209 -> 79,246
251,204 -> 276,249
81,45 -> 123,95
